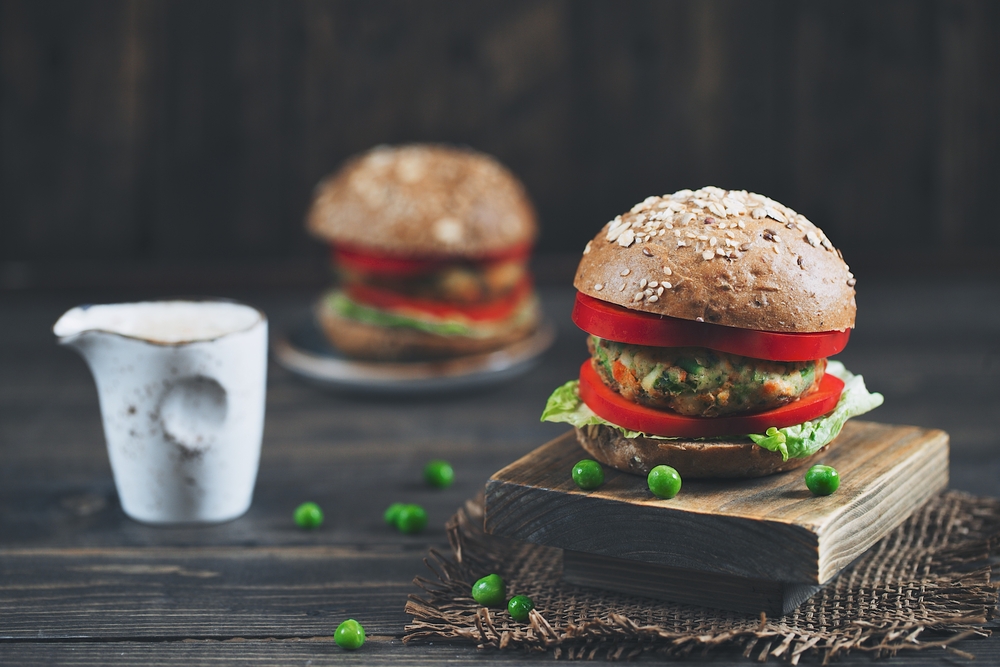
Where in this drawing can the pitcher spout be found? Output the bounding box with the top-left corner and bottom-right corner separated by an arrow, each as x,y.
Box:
54,305 -> 101,350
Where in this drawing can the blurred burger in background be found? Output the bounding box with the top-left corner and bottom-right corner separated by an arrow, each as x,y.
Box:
307,144 -> 540,361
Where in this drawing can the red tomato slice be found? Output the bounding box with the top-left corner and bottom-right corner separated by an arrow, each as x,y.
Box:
577,361 -> 844,438
347,277 -> 532,323
572,293 -> 850,362
333,242 -> 532,277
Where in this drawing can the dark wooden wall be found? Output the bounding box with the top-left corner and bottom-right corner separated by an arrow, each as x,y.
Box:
1,0 -> 998,280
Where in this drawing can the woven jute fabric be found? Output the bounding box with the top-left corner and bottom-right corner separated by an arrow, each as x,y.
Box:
404,491 -> 1000,663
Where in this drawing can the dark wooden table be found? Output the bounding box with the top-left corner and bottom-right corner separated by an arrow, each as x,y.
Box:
1,281 -> 998,665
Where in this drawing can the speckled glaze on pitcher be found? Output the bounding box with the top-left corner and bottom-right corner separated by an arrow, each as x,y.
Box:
54,301 -> 267,524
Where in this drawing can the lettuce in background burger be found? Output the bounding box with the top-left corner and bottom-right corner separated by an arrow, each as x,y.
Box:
542,187 -> 883,478
307,144 -> 540,361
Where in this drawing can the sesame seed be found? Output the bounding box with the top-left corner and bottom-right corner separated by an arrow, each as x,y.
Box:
648,281 -> 658,288
677,241 -> 687,247
696,317 -> 704,322
697,235 -> 709,241
725,231 -> 735,239
847,278 -> 857,286
633,292 -> 645,302
702,250 -> 714,261
662,282 -> 671,289
594,283 -> 604,291
647,295 -> 659,303
772,245 -> 781,254
618,230 -> 636,247
709,237 -> 718,247
620,268 -> 631,276
644,288 -> 653,296
639,278 -> 647,288
619,283 -> 626,291
805,231 -> 820,247
642,247 -> 653,257
663,266 -> 672,275
739,242 -> 752,252
737,220 -> 746,229
657,286 -> 664,295
716,248 -> 726,256
773,234 -> 782,243
752,207 -> 767,219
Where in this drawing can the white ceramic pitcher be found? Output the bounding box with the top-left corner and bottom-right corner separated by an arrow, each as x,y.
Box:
54,300 -> 268,524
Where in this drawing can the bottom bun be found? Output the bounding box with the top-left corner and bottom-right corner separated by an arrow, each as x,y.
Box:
575,424 -> 838,479
315,297 -> 539,361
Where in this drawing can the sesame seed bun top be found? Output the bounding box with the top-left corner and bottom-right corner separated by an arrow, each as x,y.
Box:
573,187 -> 857,333
307,144 -> 537,257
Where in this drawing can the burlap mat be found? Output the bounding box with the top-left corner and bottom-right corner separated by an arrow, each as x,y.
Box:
404,491 -> 1000,663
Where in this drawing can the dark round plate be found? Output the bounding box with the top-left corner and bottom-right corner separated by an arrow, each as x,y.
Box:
272,316 -> 556,395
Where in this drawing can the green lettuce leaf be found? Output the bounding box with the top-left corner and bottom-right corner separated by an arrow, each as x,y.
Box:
748,361 -> 883,460
325,290 -> 537,339
540,360 -> 883,460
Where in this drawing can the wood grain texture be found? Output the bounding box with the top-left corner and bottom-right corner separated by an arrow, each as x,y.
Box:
562,550 -> 821,615
485,421 -> 949,583
0,284 -> 996,665
2,1 -> 999,280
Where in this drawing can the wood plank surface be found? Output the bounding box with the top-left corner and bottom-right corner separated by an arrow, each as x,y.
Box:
485,422 -> 948,583
0,284 -> 997,665
562,550 -> 821,615
3,2 -> 999,277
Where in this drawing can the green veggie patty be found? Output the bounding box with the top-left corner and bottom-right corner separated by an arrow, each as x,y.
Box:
588,336 -> 823,418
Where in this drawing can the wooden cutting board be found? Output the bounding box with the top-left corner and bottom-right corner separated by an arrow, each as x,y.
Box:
484,421 -> 948,614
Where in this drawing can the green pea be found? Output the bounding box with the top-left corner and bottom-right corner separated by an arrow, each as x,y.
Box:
571,459 -> 604,490
471,573 -> 506,607
647,465 -> 682,499
396,504 -> 428,534
424,459 -> 455,489
507,594 -> 534,622
383,502 -> 405,526
293,502 -> 323,529
333,618 -> 365,650
805,464 -> 840,496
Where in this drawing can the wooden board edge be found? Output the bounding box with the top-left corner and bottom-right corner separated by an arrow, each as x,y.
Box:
817,428 -> 949,582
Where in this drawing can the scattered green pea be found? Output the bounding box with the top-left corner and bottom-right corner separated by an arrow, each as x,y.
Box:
471,573 -> 506,607
384,502 -> 405,526
805,464 -> 840,496
571,459 -> 604,490
424,459 -> 455,489
647,465 -> 682,499
293,502 -> 323,529
396,504 -> 428,534
507,594 -> 534,622
334,618 -> 365,650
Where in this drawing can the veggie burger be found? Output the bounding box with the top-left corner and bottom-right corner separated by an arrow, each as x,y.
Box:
542,187 -> 883,478
307,144 -> 540,360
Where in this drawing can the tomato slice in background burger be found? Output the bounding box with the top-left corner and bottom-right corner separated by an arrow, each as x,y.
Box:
333,242 -> 532,277
572,293 -> 850,362
347,277 -> 532,323
577,361 -> 844,438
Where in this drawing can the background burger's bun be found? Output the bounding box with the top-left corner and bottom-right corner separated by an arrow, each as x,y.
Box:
575,424 -> 838,478
307,144 -> 537,257
574,187 -> 856,333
